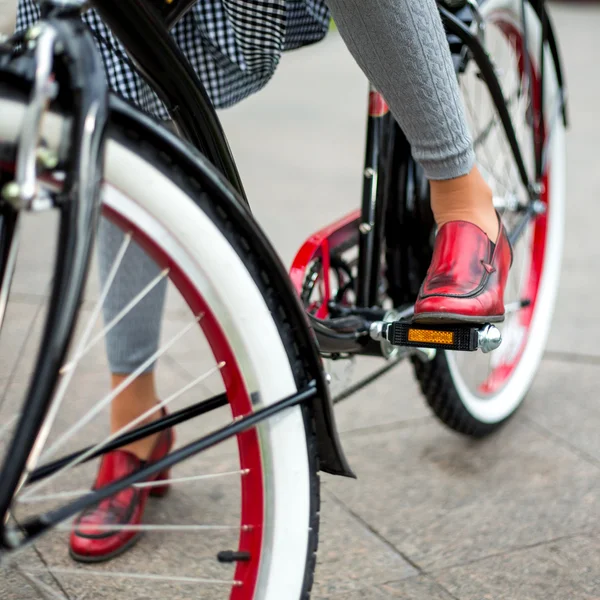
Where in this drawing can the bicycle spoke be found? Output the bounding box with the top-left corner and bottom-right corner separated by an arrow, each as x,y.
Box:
19,340 -> 215,502
60,231 -> 131,375
541,89 -> 564,172
21,567 -> 238,587
21,469 -> 247,503
60,266 -> 169,375
504,300 -> 528,314
42,315 -> 201,460
57,524 -> 243,532
477,155 -> 511,196
449,15 -> 552,399
22,234 -> 133,478
462,81 -> 512,194
133,469 -> 248,488
472,113 -> 502,150
17,324 -> 203,504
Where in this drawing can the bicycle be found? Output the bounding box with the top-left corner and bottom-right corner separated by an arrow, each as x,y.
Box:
0,0 -> 566,598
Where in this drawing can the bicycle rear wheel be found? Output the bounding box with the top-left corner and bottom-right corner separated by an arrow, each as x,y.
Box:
0,92 -> 319,599
413,0 -> 566,435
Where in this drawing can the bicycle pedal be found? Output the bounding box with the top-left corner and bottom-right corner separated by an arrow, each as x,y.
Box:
370,321 -> 502,353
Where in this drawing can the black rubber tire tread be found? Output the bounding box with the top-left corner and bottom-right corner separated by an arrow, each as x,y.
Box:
410,352 -> 521,438
410,1 -> 552,439
109,123 -> 321,599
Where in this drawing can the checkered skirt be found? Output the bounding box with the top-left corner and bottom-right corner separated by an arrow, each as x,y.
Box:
16,0 -> 330,119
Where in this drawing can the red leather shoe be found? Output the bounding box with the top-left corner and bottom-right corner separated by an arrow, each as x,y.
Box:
413,217 -> 512,324
69,418 -> 174,563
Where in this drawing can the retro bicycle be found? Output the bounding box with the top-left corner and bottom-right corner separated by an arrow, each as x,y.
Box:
0,0 -> 566,598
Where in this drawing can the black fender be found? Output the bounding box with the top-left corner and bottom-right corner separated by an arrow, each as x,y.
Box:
109,96 -> 356,479
531,0 -> 569,127
440,1 -> 568,127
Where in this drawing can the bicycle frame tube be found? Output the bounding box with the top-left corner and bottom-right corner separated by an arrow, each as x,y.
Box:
355,87 -> 394,307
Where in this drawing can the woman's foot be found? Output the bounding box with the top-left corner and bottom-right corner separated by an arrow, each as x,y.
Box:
430,166 -> 499,242
413,216 -> 512,323
110,373 -> 163,460
69,416 -> 174,563
414,167 -> 512,324
70,373 -> 173,562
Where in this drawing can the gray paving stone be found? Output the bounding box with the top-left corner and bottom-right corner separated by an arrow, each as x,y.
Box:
324,419 -> 600,572
0,565 -> 64,600
334,360 -> 432,435
313,491 -> 417,598
542,535 -> 600,596
9,212 -> 58,298
524,357 -> 600,463
379,575 -> 457,599
433,535 -> 600,600
313,587 -> 390,600
0,299 -> 47,386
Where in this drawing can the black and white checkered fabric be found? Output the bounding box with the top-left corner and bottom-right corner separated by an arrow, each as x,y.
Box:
16,0 -> 330,119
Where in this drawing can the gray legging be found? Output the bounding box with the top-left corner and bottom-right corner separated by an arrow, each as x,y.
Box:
100,0 -> 475,374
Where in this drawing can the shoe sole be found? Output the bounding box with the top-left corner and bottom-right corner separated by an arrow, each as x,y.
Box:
69,475 -> 170,563
412,312 -> 505,325
69,532 -> 143,564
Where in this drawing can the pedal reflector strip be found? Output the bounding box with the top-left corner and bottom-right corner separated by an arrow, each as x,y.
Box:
407,328 -> 454,345
387,322 -> 480,352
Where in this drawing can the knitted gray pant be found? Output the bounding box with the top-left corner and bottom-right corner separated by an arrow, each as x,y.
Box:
100,0 -> 475,374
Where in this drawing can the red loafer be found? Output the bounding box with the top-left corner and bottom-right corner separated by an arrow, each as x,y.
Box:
413,217 -> 512,324
69,418 -> 174,563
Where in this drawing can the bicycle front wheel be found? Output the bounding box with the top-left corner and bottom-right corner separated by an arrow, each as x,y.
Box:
0,93 -> 319,599
413,0 -> 566,435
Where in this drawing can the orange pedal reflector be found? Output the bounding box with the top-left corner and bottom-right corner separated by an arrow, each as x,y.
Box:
387,322 -> 480,352
407,328 -> 454,345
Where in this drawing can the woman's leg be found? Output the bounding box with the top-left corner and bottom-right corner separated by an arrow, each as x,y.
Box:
69,219 -> 172,562
97,217 -> 168,459
326,0 -> 511,323
325,0 -> 498,242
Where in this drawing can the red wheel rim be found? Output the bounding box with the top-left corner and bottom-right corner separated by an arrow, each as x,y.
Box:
104,202 -> 265,599
478,15 -> 548,395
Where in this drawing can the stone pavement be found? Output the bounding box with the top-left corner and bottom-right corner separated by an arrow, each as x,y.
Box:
1,2 -> 599,599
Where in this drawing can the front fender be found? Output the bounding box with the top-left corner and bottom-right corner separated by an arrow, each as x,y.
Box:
109,96 -> 356,478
